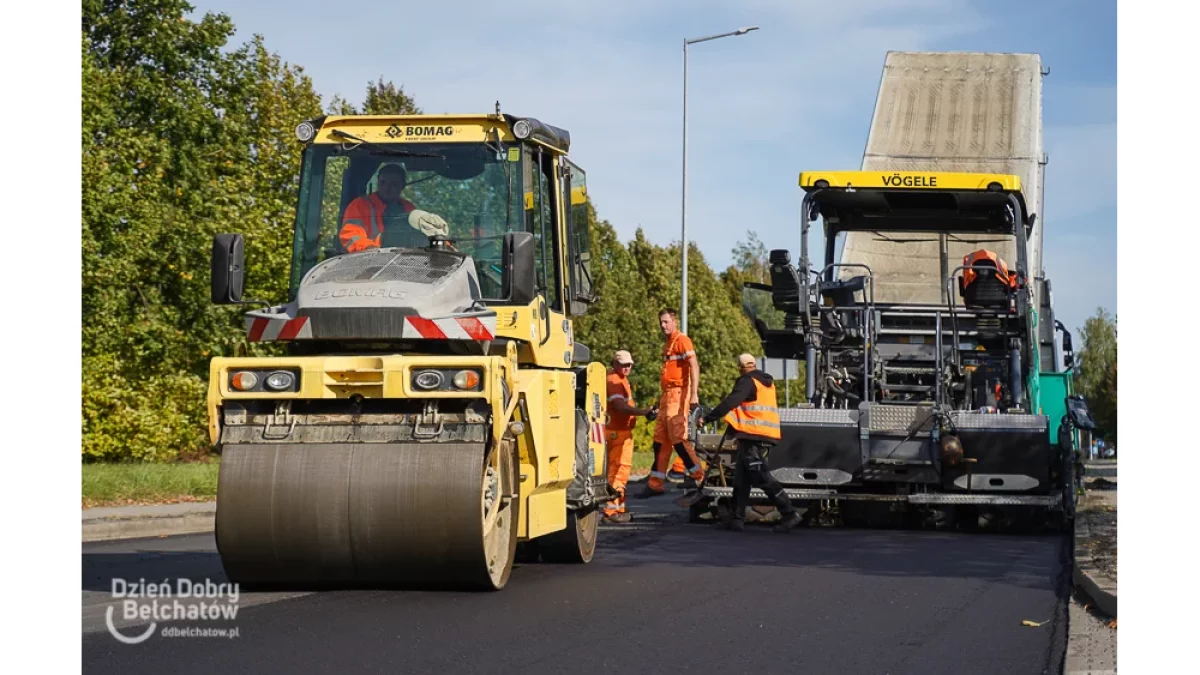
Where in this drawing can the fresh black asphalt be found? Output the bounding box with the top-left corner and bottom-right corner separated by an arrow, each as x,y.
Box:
82,502 -> 1070,675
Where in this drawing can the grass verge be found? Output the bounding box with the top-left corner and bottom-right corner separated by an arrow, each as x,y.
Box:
632,450 -> 654,476
82,461 -> 220,508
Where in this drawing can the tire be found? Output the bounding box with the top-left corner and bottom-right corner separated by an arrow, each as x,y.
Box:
477,438 -> 521,589
1055,450 -> 1078,533
538,507 -> 599,564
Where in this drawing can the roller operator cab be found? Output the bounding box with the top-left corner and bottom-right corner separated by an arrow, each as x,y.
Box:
207,113 -> 608,591
697,171 -> 1095,530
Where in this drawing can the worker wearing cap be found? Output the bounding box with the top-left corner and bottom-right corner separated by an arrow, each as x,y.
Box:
603,350 -> 657,523
339,163 -> 450,253
636,308 -> 705,497
701,353 -> 802,532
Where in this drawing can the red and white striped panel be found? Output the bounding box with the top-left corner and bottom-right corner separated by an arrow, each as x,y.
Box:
246,315 -> 312,342
402,315 -> 497,340
590,420 -> 606,444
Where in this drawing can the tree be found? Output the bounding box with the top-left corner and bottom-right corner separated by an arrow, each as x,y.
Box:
82,1 -> 323,461
325,94 -> 358,115
1076,307 -> 1117,443
327,77 -> 421,116
721,232 -> 805,401
79,4 -> 775,463
732,231 -> 770,284
363,77 -> 421,115
570,206 -> 663,450
571,206 -> 661,396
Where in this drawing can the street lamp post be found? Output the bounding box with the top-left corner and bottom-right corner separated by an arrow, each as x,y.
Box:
680,25 -> 759,334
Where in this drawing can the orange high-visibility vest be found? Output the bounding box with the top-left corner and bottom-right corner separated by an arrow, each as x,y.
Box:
724,377 -> 782,440
962,249 -> 1018,289
339,193 -> 416,253
606,371 -> 637,431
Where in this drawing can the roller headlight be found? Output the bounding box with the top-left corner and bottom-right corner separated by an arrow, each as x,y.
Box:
264,371 -> 295,391
230,371 -> 258,391
414,370 -> 444,390
295,121 -> 316,142
512,119 -> 532,139
453,370 -> 481,390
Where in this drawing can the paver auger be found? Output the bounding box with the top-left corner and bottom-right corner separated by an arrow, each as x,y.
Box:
206,111 -> 609,590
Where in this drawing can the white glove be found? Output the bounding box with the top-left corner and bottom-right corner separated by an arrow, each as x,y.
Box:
408,210 -> 449,237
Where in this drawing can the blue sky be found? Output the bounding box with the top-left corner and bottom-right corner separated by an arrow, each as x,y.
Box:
188,0 -> 1115,335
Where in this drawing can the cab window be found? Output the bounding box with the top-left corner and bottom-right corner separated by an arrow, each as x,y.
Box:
565,160 -> 592,313
524,147 -> 561,309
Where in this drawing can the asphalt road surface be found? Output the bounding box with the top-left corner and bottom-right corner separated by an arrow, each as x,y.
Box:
82,500 -> 1070,675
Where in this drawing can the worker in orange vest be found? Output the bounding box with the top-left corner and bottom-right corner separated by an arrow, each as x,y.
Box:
635,308 -> 705,498
700,353 -> 802,533
603,350 -> 657,523
338,163 -> 449,253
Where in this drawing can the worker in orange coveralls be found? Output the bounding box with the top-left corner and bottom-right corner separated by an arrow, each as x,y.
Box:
602,350 -> 657,523
635,308 -> 705,498
338,163 -> 449,253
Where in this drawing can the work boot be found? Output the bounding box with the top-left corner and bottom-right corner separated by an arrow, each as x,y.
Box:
603,512 -> 633,524
633,484 -> 666,499
773,511 -> 802,533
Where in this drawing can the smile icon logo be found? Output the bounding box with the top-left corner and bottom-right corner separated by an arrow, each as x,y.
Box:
104,578 -> 241,644
385,124 -> 403,138
106,606 -> 156,645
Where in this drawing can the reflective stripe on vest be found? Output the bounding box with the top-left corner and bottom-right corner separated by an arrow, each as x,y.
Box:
724,378 -> 782,440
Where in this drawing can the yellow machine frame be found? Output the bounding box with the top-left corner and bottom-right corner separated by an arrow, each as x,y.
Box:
207,112 -> 607,544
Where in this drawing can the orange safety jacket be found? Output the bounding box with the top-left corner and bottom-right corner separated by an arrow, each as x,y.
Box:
339,193 -> 417,253
962,249 -> 1019,290
606,371 -> 637,431
723,377 -> 782,441
659,331 -> 695,389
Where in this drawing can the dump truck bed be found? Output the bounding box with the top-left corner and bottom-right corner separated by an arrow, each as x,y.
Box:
843,51 -> 1046,308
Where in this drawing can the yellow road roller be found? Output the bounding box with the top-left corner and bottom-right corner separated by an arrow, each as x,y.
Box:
207,110 -> 609,590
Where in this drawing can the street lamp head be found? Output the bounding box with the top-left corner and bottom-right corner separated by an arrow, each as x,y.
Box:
735,26 -> 760,35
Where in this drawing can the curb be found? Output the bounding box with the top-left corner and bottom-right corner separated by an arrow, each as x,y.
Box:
80,479 -> 679,543
1072,495 -> 1117,618
82,503 -> 216,543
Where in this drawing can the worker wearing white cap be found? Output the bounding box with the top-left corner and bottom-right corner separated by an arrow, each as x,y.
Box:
603,350 -> 657,523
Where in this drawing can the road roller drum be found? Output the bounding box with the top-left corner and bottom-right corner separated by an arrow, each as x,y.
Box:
215,439 -> 520,589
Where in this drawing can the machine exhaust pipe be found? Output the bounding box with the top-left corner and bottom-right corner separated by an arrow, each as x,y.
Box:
805,341 -> 816,402
1009,343 -> 1024,409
